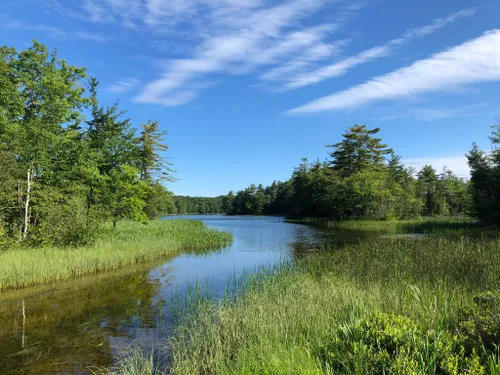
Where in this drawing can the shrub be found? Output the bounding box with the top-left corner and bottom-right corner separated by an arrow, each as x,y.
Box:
29,196 -> 102,247
458,291 -> 500,353
317,313 -> 485,375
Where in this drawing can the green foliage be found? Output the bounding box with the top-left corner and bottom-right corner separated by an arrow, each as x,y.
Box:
318,313 -> 484,375
173,195 -> 225,215
0,41 -> 177,247
326,124 -> 392,178
28,193 -> 102,247
467,122 -> 500,224
221,124 -> 468,220
458,291 -> 500,353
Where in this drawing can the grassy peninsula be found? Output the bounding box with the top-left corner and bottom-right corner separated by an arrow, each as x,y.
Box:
0,220 -> 232,290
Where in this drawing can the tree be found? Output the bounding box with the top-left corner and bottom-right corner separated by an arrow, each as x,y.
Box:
467,123 -> 500,224
417,165 -> 440,216
107,166 -> 151,227
327,125 -> 392,178
3,41 -> 88,241
222,191 -> 235,213
136,120 -> 175,182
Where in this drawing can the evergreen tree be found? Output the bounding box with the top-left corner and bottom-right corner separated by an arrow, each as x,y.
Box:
327,125 -> 392,178
136,120 -> 175,182
467,123 -> 500,224
417,165 -> 440,216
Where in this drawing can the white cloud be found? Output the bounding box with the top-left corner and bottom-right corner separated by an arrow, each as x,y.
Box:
282,8 -> 477,90
379,103 -> 488,122
284,45 -> 390,89
107,78 -> 140,93
134,0 -> 333,106
82,0 -> 114,22
2,17 -> 111,42
404,156 -> 470,178
260,39 -> 348,82
287,30 -> 500,114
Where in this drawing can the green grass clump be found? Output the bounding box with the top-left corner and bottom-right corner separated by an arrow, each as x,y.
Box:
165,229 -> 500,374
0,220 -> 232,290
289,216 -> 479,233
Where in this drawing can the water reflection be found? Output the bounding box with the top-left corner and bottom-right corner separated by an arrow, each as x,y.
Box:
0,215 -> 374,374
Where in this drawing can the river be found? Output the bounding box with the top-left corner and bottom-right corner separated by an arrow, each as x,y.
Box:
0,215 -> 375,374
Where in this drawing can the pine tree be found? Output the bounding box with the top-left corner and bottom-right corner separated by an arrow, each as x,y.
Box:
136,120 -> 176,182
327,125 -> 392,178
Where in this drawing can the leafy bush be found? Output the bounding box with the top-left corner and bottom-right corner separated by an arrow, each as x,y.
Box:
0,222 -> 10,251
317,313 -> 485,375
458,291 -> 500,353
29,195 -> 102,247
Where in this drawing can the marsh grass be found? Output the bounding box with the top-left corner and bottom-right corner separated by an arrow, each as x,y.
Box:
0,220 -> 232,290
288,216 -> 480,233
96,221 -> 500,374
165,228 -> 500,374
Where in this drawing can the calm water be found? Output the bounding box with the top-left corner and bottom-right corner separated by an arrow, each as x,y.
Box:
0,216 -> 374,374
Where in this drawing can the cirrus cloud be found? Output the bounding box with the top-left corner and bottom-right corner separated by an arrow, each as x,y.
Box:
286,29 -> 500,115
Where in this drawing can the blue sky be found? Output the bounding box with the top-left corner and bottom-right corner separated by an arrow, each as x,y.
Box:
1,0 -> 499,196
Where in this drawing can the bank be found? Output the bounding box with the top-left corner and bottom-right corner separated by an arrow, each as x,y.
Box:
0,220 -> 232,290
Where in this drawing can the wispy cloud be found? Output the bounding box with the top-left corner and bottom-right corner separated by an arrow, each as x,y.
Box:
286,29 -> 500,114
2,16 -> 111,42
378,103 -> 488,122
404,156 -> 470,178
107,78 -> 140,93
282,8 -> 477,90
134,0 -> 335,106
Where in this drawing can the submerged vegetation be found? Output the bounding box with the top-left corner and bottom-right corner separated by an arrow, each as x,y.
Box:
0,220 -> 231,290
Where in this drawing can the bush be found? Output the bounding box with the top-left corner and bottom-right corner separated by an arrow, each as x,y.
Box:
29,196 -> 102,247
0,222 -> 10,251
458,291 -> 500,353
317,313 -> 485,375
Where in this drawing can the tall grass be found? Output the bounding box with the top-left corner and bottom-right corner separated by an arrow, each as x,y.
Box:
0,220 -> 232,290
166,228 -> 500,374
289,216 -> 479,233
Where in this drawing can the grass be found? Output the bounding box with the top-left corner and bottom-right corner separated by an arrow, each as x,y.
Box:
166,232 -> 500,375
102,219 -> 500,375
90,219 -> 500,375
0,219 -> 232,290
288,216 -> 480,233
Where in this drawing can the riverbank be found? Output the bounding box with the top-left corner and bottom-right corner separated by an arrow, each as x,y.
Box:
109,220 -> 500,374
0,220 -> 232,290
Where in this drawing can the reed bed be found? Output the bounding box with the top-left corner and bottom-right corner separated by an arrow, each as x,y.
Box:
0,220 -> 232,290
167,232 -> 500,374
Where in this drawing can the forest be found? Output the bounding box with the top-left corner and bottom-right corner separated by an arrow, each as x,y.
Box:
0,41 -> 177,249
179,123 -> 500,225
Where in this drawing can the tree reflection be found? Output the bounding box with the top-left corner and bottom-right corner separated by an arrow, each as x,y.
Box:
0,261 -> 167,375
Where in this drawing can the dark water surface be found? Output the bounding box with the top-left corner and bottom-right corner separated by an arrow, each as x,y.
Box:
0,216 -> 375,374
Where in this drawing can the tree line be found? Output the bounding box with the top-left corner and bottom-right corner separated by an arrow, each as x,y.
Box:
0,41 -> 176,248
2,41 -> 498,251
183,124 -> 500,222
211,125 -> 471,220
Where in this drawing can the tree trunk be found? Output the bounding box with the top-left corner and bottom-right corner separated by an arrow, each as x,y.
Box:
22,167 -> 33,241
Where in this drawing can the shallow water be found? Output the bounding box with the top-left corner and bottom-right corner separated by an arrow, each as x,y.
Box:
0,215 -> 375,374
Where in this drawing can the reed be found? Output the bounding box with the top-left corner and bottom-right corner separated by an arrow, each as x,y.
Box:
0,220 -> 232,290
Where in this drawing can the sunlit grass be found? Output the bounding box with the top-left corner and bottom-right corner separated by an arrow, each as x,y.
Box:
167,232 -> 500,374
96,221 -> 500,374
0,220 -> 232,290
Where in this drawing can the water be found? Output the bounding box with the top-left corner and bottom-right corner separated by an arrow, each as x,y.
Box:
0,216 -> 374,374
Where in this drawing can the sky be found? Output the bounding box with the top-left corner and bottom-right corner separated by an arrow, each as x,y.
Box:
1,0 -> 499,196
